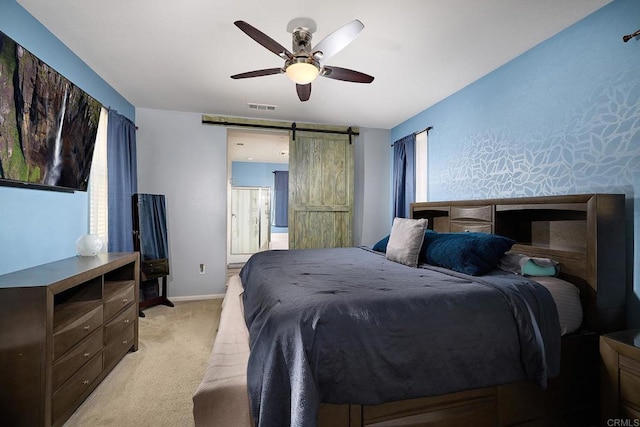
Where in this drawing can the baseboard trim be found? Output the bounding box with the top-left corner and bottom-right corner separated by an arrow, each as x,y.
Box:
170,294 -> 225,302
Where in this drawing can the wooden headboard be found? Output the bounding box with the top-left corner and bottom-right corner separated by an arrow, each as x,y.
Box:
410,193 -> 626,333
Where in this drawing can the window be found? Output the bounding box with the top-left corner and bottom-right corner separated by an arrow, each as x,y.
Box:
89,107 -> 109,250
415,130 -> 428,202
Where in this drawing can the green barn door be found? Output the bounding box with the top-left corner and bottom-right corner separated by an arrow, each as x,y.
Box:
289,131 -> 354,249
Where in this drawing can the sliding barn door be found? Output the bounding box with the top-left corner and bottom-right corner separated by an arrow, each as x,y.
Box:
289,131 -> 353,249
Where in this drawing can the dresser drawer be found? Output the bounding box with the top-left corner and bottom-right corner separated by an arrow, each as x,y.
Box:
53,305 -> 103,360
621,354 -> 640,375
105,321 -> 135,369
450,222 -> 493,233
620,357 -> 640,409
53,329 -> 103,391
104,281 -> 135,321
52,352 -> 103,424
363,389 -> 498,426
105,303 -> 137,343
621,403 -> 640,421
450,206 -> 493,222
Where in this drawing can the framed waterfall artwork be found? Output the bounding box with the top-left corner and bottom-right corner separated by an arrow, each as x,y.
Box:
0,30 -> 102,192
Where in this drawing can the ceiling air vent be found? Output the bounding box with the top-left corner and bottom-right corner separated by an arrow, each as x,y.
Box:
247,102 -> 277,111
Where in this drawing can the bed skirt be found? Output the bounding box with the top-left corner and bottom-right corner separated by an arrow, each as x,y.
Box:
192,275 -> 252,427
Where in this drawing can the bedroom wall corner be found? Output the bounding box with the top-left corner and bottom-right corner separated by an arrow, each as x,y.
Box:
0,0 -> 134,275
390,0 -> 640,328
355,127 -> 392,247
135,112 -> 391,298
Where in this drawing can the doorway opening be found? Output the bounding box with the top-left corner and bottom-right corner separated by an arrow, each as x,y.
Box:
227,129 -> 289,266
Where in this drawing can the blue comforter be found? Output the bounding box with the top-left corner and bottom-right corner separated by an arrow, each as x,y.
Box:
240,247 -> 561,427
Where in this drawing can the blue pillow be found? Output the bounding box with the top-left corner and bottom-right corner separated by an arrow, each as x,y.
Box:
372,235 -> 389,252
422,231 -> 515,276
419,230 -> 435,261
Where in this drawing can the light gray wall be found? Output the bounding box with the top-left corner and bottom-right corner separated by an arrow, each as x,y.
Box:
354,127 -> 392,247
136,107 -> 391,298
136,108 -> 228,298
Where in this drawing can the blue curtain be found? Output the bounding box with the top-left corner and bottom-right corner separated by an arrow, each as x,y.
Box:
392,133 -> 416,218
273,171 -> 289,227
136,194 -> 168,260
107,110 -> 138,252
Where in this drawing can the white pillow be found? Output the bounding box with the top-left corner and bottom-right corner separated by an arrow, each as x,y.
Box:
386,217 -> 428,267
532,276 -> 583,335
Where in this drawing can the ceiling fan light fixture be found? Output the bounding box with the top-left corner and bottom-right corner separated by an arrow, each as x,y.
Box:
285,57 -> 319,85
232,19 -> 373,101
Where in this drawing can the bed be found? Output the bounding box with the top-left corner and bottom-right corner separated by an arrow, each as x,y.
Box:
193,193 -> 626,426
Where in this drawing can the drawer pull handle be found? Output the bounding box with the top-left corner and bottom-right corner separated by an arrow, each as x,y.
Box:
122,340 -> 128,344
83,325 -> 91,331
122,298 -> 128,304
82,380 -> 89,385
123,319 -> 130,324
83,352 -> 91,358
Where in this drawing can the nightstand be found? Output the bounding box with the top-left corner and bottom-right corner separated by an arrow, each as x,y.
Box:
601,330 -> 640,424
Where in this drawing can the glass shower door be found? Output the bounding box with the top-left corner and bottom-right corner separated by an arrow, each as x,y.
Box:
231,187 -> 271,255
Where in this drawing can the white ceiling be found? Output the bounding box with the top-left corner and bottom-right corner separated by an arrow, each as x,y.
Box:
18,0 -> 610,132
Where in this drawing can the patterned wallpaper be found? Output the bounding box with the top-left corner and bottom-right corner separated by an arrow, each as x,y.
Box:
430,69 -> 640,200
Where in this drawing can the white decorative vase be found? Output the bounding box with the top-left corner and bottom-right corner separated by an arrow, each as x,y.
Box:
76,234 -> 104,256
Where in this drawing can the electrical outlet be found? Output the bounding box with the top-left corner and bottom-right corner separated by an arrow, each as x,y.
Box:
199,263 -> 205,274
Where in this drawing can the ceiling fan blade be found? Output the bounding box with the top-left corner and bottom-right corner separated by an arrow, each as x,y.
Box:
231,68 -> 283,79
312,20 -> 364,62
234,21 -> 292,59
321,66 -> 374,83
296,83 -> 311,102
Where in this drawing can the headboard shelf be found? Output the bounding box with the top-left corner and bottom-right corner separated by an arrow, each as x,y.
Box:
510,243 -> 587,258
496,203 -> 588,212
411,193 -> 626,333
496,209 -> 588,255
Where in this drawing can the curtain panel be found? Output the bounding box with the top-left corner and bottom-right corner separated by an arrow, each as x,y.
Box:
107,110 -> 138,252
136,194 -> 169,260
392,134 -> 416,218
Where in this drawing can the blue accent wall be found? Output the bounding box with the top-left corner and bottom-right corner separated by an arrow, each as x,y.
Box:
231,161 -> 289,233
392,0 -> 640,327
231,161 -> 288,187
0,0 -> 134,275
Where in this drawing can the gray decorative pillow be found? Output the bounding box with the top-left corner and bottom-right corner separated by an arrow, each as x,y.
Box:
386,217 -> 429,267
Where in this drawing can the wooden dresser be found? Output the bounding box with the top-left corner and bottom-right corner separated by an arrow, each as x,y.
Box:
601,330 -> 640,423
0,252 -> 139,426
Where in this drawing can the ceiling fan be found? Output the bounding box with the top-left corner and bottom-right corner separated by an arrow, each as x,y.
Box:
230,18 -> 374,102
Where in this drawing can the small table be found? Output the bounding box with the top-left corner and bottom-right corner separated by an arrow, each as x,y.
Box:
138,258 -> 174,317
601,329 -> 640,423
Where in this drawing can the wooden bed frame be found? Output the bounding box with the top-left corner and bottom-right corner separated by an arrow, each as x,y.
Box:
194,194 -> 626,426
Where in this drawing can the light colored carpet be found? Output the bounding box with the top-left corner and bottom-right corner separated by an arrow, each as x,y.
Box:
64,299 -> 223,427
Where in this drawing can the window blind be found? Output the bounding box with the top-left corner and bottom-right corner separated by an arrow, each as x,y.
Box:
89,107 -> 109,250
